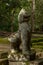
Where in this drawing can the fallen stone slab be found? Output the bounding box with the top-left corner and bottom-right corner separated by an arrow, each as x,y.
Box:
9,61 -> 29,65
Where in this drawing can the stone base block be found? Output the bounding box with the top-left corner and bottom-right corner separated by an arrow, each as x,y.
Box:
9,61 -> 29,65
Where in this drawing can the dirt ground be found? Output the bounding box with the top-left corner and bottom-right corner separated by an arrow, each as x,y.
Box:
0,43 -> 10,52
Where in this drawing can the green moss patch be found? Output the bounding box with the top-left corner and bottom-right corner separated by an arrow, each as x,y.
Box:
0,37 -> 9,44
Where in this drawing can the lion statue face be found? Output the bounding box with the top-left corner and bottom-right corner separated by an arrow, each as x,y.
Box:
18,8 -> 30,23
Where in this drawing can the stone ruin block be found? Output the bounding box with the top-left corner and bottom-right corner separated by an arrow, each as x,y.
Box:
9,61 -> 29,65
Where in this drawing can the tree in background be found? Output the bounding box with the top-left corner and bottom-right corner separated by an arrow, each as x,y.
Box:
35,0 -> 43,32
0,0 -> 21,32
0,0 -> 43,32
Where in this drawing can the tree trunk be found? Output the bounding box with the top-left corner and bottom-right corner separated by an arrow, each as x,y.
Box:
11,9 -> 15,32
11,15 -> 14,32
31,0 -> 35,32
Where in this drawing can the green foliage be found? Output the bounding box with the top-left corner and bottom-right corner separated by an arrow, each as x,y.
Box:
35,0 -> 43,31
0,0 -> 43,32
0,37 -> 9,44
20,0 -> 32,13
0,0 -> 21,32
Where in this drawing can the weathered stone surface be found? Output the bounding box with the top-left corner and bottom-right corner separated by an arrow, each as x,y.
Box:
8,49 -> 36,62
9,62 -> 22,65
8,53 -> 28,62
9,61 -> 29,65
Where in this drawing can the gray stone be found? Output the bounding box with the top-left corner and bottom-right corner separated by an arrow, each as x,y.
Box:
9,61 -> 29,65
18,8 -> 31,55
8,8 -> 31,56
9,62 -> 23,65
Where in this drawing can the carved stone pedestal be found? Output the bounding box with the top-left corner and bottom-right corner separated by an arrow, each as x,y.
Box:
9,61 -> 29,65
